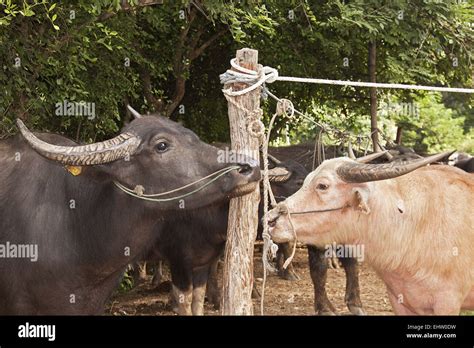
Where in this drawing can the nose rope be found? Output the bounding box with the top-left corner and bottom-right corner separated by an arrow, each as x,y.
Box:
113,165 -> 241,202
286,205 -> 350,215
275,203 -> 349,270
277,203 -> 298,270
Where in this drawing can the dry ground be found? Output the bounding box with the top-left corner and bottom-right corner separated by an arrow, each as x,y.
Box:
106,246 -> 394,316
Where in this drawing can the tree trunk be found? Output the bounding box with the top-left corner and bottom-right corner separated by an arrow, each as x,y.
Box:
369,41 -> 380,152
220,48 -> 261,315
395,126 -> 403,145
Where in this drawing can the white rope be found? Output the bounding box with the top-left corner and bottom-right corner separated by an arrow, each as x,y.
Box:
222,59 -> 390,154
114,166 -> 240,202
260,99 -> 292,316
220,60 -> 474,95
221,59 -> 278,96
276,76 -> 474,94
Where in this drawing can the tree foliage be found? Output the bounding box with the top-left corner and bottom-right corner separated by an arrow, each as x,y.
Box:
0,0 -> 472,153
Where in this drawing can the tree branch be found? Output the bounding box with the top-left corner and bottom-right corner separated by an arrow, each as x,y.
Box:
140,69 -> 164,112
189,28 -> 227,61
165,6 -> 228,117
166,6 -> 198,117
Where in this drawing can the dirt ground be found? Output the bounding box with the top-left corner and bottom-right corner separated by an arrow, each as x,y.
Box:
106,246 -> 393,316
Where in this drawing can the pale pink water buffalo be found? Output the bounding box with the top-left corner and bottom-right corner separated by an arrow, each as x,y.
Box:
267,152 -> 474,315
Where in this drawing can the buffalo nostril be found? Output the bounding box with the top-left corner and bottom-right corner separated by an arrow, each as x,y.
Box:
238,164 -> 253,175
267,214 -> 279,227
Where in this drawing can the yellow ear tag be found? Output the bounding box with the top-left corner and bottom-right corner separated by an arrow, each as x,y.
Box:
65,165 -> 83,176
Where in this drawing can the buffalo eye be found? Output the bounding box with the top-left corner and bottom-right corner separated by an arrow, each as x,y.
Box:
155,142 -> 169,153
316,183 -> 329,191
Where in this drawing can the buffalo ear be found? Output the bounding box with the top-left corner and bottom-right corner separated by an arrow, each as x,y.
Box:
353,187 -> 370,214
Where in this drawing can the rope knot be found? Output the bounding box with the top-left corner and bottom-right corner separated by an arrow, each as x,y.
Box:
263,66 -> 278,83
133,185 -> 145,196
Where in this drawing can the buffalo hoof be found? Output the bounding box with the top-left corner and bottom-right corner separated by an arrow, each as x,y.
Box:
348,305 -> 366,316
315,298 -> 337,315
278,269 -> 300,281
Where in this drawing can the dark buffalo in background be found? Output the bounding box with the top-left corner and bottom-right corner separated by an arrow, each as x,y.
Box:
138,142 -> 375,316
0,115 -> 260,314
450,152 -> 474,173
135,150 -> 308,315
270,143 -> 367,315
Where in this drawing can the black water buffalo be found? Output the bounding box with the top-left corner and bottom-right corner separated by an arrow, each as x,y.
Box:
0,115 -> 260,314
138,153 -> 307,315
141,142 -> 377,316
452,153 -> 474,173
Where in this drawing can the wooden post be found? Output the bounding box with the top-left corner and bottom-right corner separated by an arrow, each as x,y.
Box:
395,126 -> 403,145
221,48 -> 261,315
369,41 -> 381,152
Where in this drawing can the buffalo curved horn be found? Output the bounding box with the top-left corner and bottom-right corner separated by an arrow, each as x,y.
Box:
337,151 -> 453,183
355,150 -> 388,163
267,167 -> 292,182
17,119 -> 141,166
267,153 -> 282,165
127,105 -> 142,119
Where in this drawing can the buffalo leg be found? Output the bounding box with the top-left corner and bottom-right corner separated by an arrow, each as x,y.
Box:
308,245 -> 336,315
276,242 -> 299,281
192,265 -> 210,315
169,260 -> 193,316
171,285 -> 192,316
206,257 -> 221,309
151,260 -> 163,287
339,256 -> 366,315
